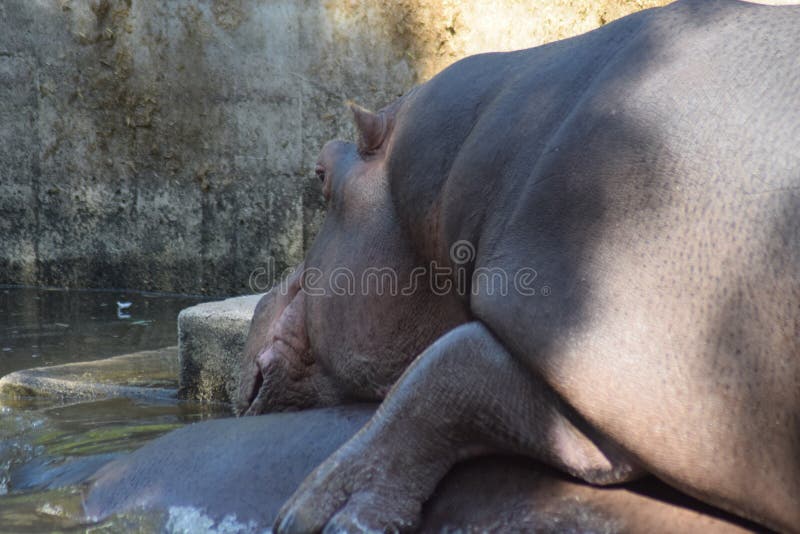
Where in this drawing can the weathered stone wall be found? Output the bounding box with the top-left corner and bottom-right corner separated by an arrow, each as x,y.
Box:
0,0 -> 669,295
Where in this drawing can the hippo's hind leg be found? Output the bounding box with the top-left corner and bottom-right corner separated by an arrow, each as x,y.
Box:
275,322 -> 641,533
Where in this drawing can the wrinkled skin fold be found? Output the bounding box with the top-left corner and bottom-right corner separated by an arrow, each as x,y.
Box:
239,1 -> 800,532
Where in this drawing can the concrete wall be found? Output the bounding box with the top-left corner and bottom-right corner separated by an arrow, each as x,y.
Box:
0,0 -> 668,295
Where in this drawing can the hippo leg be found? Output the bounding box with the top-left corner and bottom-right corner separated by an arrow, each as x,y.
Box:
276,322 -> 642,533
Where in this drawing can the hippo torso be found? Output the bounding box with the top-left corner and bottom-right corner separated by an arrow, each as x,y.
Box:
388,1 -> 799,527
85,406 -> 760,534
239,1 -> 799,531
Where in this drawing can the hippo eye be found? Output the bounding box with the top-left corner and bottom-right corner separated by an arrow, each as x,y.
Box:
316,165 -> 332,201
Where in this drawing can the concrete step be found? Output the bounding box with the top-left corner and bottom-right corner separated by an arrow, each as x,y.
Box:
177,294 -> 263,404
0,347 -> 179,402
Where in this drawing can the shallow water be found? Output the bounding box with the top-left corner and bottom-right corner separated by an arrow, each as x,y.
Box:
0,286 -> 204,376
0,287 -> 231,531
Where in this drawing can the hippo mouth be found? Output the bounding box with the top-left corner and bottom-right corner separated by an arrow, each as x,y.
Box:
243,333 -> 312,415
236,265 -> 310,415
238,275 -> 341,415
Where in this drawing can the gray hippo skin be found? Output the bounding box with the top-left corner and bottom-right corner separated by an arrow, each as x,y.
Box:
238,0 -> 800,532
85,406 -> 759,533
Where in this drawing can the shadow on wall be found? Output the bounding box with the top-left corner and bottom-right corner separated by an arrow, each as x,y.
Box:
0,0 -> 669,295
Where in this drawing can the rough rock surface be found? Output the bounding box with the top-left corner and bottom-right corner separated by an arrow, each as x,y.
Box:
178,293 -> 262,403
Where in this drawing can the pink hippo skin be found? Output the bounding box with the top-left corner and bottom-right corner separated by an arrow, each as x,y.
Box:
239,1 -> 800,532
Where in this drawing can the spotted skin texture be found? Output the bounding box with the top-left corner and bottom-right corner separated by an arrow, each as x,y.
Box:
241,1 -> 799,532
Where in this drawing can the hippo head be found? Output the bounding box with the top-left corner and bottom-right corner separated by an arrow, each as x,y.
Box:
237,97 -> 468,415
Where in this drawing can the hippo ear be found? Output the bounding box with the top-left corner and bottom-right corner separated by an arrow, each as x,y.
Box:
348,101 -> 387,154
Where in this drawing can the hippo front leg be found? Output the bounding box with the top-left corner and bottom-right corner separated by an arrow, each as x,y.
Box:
275,322 -> 641,533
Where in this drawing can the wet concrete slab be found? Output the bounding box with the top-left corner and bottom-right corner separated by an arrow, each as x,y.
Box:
0,347 -> 179,402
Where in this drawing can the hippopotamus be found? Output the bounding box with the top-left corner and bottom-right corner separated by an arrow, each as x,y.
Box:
237,0 -> 800,531
84,406 -> 759,533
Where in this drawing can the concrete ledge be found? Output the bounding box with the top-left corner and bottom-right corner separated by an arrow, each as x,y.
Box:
177,294 -> 263,404
0,347 -> 179,402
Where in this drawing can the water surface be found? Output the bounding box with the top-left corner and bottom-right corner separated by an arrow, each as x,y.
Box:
0,286 -> 205,376
0,287 -> 231,531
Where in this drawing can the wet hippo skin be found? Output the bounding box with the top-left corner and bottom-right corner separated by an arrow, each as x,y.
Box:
84,407 -> 375,524
84,406 -> 761,533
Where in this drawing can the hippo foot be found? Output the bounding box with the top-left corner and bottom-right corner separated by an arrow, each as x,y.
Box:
275,424 -> 451,534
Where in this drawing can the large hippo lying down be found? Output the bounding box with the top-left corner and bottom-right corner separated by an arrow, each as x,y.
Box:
85,406 -> 760,532
82,0 -> 799,531
228,0 -> 800,532
229,0 -> 800,531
